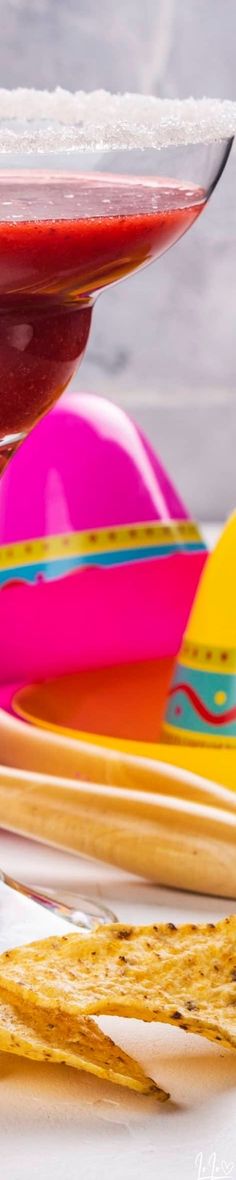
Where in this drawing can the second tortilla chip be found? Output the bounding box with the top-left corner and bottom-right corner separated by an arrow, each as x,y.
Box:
0,988 -> 167,1097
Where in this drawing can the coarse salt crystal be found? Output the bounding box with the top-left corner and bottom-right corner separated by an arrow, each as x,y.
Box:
0,90 -> 234,153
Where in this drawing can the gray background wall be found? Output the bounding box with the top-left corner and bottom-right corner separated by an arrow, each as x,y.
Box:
0,0 -> 235,519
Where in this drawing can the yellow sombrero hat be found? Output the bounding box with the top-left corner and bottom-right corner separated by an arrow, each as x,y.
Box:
163,513 -> 236,746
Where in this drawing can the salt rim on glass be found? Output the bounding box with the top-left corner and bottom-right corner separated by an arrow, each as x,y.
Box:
0,90 -> 235,153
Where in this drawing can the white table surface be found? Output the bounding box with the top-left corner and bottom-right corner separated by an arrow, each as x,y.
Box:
0,829 -> 236,1180
1,525 -> 236,1180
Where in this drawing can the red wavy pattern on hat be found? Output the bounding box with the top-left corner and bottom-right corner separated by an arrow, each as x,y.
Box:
169,683 -> 236,726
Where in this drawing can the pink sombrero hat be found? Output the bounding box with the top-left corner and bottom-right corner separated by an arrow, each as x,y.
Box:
0,391 -> 206,684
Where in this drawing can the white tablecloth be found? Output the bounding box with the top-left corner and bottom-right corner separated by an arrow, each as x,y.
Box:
0,827 -> 235,1180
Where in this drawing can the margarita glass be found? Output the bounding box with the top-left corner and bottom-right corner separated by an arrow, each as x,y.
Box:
0,91 -> 234,473
0,91 -> 235,925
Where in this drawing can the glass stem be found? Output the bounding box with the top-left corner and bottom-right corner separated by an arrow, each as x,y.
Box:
0,869 -> 116,929
0,433 -> 25,474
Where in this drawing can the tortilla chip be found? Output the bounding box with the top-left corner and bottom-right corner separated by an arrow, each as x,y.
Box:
0,917 -> 235,1052
0,989 -> 166,1097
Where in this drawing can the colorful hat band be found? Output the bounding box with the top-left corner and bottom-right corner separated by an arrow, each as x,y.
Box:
163,659 -> 236,744
0,521 -> 205,588
181,637 -> 236,674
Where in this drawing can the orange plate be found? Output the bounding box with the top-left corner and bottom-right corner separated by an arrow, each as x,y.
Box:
13,658 -> 174,744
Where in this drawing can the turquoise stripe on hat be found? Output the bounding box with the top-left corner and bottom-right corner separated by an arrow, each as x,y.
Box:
165,662 -> 236,739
